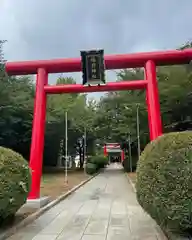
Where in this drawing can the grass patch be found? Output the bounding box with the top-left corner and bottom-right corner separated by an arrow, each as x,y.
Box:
40,171 -> 89,200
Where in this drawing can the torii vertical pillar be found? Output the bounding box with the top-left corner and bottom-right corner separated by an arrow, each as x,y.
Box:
121,150 -> 125,162
28,68 -> 48,199
145,60 -> 162,140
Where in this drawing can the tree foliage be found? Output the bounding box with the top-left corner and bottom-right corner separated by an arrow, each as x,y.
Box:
94,43 -> 192,156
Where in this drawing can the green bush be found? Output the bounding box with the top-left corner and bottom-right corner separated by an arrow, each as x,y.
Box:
89,155 -> 108,169
85,163 -> 97,175
136,131 -> 192,232
0,147 -> 31,222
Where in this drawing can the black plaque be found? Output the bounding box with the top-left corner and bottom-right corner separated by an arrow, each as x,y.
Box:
81,49 -> 105,86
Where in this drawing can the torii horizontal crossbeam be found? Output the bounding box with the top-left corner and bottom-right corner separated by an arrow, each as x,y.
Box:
44,80 -> 147,94
5,49 -> 192,75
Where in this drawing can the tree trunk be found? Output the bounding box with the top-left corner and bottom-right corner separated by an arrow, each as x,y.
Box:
79,147 -> 84,169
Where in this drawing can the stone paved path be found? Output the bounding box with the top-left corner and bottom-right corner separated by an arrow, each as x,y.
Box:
8,164 -> 166,240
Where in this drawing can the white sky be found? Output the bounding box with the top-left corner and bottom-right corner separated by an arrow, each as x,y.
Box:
0,0 -> 191,99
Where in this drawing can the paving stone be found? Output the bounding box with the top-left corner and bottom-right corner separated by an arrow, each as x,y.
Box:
7,164 -> 166,240
32,234 -> 58,240
38,204 -> 83,235
31,213 -> 58,228
107,234 -> 131,240
131,227 -> 158,237
77,200 -> 98,215
107,226 -> 131,239
109,214 -> 129,228
91,200 -> 111,219
111,201 -> 127,215
81,235 -> 106,240
66,214 -> 90,229
84,219 -> 108,235
132,235 -> 158,240
8,233 -> 38,240
56,226 -> 83,240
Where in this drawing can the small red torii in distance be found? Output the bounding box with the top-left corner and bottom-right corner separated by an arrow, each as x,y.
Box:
5,49 -> 192,200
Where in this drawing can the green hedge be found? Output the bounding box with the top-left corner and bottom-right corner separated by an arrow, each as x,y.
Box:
85,163 -> 97,175
136,131 -> 192,233
89,155 -> 108,169
0,147 -> 31,222
86,155 -> 108,175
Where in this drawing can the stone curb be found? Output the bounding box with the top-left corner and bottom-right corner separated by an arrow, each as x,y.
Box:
126,173 -> 136,193
0,173 -> 99,240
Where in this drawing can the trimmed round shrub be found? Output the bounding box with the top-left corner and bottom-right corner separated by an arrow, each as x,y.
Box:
0,147 -> 31,221
136,131 -> 192,232
85,163 -> 97,175
89,155 -> 108,169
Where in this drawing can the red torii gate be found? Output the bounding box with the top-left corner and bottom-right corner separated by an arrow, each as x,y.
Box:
103,143 -> 125,162
5,49 -> 192,200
